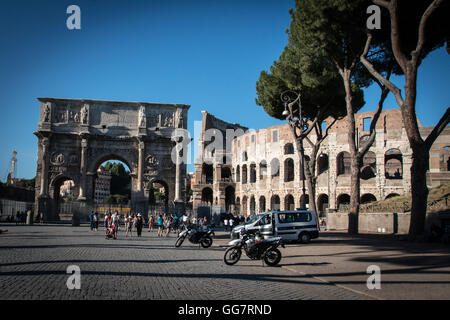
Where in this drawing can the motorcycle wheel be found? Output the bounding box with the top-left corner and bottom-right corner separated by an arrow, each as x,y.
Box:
263,248 -> 282,266
224,246 -> 242,265
200,236 -> 213,248
175,236 -> 184,248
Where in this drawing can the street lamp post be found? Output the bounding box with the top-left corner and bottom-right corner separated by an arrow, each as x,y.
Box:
281,90 -> 308,209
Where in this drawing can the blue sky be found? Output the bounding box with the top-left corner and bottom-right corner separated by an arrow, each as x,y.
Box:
0,0 -> 449,180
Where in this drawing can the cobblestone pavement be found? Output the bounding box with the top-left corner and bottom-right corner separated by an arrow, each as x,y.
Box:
0,224 -> 369,300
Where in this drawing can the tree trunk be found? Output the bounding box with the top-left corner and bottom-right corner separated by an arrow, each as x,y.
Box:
408,144 -> 429,239
348,156 -> 361,234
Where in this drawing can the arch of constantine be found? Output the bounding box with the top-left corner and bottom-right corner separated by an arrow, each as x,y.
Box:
34,98 -> 189,221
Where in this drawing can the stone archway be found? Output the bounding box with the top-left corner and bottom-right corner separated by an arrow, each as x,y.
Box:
34,98 -> 189,221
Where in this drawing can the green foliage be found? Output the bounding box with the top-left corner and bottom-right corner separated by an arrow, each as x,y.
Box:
255,0 -> 370,122
102,161 -> 131,199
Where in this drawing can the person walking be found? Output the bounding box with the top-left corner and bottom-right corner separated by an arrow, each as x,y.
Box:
135,214 -> 144,237
157,214 -> 164,237
223,217 -> 228,232
112,211 -> 120,239
229,216 -> 234,231
39,212 -> 44,224
164,216 -> 172,237
89,210 -> 94,231
93,211 -> 99,231
126,214 -> 134,237
148,215 -> 154,232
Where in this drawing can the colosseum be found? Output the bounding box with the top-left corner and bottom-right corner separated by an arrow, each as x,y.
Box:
192,109 -> 450,218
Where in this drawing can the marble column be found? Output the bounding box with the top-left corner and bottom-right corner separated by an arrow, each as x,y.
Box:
39,137 -> 50,197
174,143 -> 182,202
138,140 -> 145,192
78,138 -> 88,200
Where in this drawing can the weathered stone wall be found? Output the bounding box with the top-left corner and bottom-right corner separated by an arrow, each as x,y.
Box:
34,98 -> 189,221
192,108 -> 450,218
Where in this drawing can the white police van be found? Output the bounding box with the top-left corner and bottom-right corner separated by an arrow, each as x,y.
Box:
231,209 -> 319,243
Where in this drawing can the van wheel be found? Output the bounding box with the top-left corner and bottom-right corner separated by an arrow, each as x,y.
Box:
299,232 -> 311,244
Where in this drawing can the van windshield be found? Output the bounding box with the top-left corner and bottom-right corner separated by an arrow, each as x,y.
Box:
247,213 -> 264,225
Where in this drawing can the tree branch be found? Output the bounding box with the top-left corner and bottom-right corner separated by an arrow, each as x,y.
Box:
424,107 -> 450,151
360,33 -> 404,107
372,0 -> 390,8
412,0 -> 444,65
385,0 -> 408,73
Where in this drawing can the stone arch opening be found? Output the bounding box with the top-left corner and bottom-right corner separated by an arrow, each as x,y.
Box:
249,195 -> 256,215
317,153 -> 329,175
201,187 -> 213,206
284,194 -> 295,211
270,158 -> 280,178
50,175 -> 78,220
337,151 -> 351,176
236,165 -> 240,182
270,194 -> 280,211
361,193 -> 377,204
93,159 -> 131,204
242,164 -> 248,184
317,194 -> 329,217
221,167 -> 231,181
361,151 -> 376,180
385,148 -> 403,179
337,193 -> 350,210
242,196 -> 248,216
300,194 -> 309,208
259,160 -> 267,180
284,143 -> 294,155
225,186 -> 235,212
235,197 -> 241,214
284,158 -> 295,182
249,163 -> 257,183
385,193 -> 400,200
202,163 -> 214,184
259,196 -> 266,213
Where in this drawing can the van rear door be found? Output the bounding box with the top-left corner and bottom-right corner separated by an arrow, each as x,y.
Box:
259,213 -> 274,237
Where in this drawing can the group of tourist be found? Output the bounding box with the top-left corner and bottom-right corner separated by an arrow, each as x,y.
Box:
100,211 -> 145,240
93,211 -> 216,240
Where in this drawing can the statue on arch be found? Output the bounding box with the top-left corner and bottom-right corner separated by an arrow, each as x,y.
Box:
43,103 -> 51,122
139,106 -> 147,127
81,104 -> 89,125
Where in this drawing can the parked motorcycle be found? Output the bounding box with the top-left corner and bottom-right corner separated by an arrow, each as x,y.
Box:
175,226 -> 214,248
224,229 -> 285,266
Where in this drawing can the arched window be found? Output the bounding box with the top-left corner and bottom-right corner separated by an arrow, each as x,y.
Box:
317,194 -> 329,217
201,187 -> 213,205
221,167 -> 231,181
284,158 -> 295,182
225,186 -> 235,212
385,148 -> 403,179
259,196 -> 266,213
337,151 -> 351,175
250,163 -> 257,183
202,163 -> 214,184
361,151 -> 376,180
250,196 -> 256,215
259,160 -> 267,180
242,164 -> 248,184
271,195 -> 280,210
285,194 -> 295,210
270,158 -> 280,178
337,194 -> 350,210
284,143 -> 294,155
361,193 -> 377,204
236,165 -> 240,182
317,153 -> 329,175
